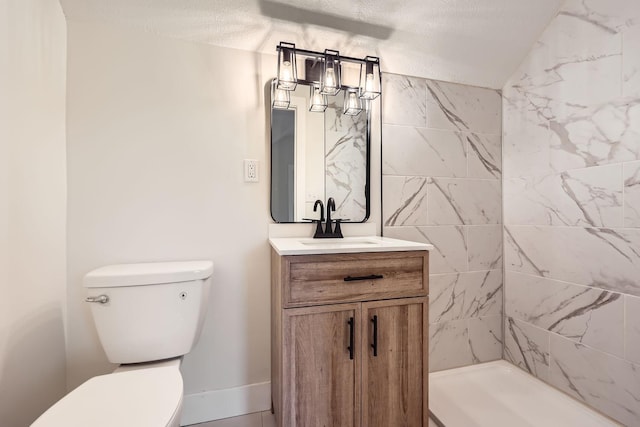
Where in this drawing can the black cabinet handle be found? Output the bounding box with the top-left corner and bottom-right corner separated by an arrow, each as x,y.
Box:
371,315 -> 378,357
344,274 -> 384,282
347,317 -> 354,360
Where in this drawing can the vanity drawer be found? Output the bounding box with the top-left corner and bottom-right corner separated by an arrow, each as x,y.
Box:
281,251 -> 428,307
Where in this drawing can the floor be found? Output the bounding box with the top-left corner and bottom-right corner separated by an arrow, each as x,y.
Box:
189,410 -> 439,426
188,410 -> 275,427
429,361 -> 620,427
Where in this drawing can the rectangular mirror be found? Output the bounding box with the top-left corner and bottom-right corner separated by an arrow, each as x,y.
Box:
270,81 -> 370,223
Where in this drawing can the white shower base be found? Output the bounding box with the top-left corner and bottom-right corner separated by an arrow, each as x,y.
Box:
429,361 -> 619,427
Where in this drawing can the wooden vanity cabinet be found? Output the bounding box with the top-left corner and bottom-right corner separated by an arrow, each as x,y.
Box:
271,250 -> 429,427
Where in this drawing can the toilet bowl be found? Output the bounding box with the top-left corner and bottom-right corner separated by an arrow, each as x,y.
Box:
32,261 -> 213,427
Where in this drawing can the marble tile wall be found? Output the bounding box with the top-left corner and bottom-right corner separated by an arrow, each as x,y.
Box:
503,0 -> 640,424
381,73 -> 503,372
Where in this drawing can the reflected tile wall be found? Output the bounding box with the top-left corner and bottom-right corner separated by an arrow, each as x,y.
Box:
325,98 -> 367,221
503,0 -> 640,424
382,73 -> 503,372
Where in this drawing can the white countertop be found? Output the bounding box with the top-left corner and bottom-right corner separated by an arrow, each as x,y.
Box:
269,236 -> 433,256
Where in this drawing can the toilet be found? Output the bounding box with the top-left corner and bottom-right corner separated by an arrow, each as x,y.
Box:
32,260 -> 214,427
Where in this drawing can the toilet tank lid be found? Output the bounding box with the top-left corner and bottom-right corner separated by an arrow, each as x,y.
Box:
84,260 -> 214,288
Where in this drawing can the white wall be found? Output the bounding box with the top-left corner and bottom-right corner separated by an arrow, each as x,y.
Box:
65,22 -> 275,423
0,0 -> 68,425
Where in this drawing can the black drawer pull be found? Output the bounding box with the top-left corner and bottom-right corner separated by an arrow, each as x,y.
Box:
344,274 -> 384,282
371,315 -> 378,357
347,317 -> 355,360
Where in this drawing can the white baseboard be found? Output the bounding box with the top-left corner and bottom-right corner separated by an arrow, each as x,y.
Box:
180,381 -> 271,426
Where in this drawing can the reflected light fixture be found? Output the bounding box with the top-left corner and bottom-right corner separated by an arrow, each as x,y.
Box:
359,56 -> 381,100
309,83 -> 328,112
320,49 -> 341,96
277,42 -> 297,91
343,88 -> 363,116
271,79 -> 290,109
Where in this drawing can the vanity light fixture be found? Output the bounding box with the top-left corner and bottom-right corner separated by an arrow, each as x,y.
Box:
271,80 -> 290,109
276,42 -> 297,91
320,49 -> 341,96
309,83 -> 328,112
274,42 -> 382,113
343,88 -> 363,116
359,56 -> 381,100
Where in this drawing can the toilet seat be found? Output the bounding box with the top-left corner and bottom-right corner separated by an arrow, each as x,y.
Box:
31,363 -> 183,427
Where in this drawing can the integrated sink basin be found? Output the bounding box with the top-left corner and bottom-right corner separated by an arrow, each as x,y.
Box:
299,237 -> 379,247
269,236 -> 432,256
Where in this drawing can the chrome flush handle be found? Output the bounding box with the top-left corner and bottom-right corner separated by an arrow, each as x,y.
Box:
85,295 -> 109,304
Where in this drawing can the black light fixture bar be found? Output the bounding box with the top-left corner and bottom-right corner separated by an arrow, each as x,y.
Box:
276,45 -> 380,92
276,45 -> 372,66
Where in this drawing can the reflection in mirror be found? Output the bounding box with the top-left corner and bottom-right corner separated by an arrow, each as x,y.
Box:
270,81 -> 369,223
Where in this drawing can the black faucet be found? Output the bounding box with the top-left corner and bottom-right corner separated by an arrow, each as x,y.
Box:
326,197 -> 335,234
310,197 -> 343,238
312,199 -> 325,238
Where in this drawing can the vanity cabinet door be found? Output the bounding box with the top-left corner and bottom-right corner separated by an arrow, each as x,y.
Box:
282,303 -> 361,427
361,297 -> 428,427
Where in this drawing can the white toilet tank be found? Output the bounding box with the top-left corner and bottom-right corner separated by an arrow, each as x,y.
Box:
84,260 -> 213,364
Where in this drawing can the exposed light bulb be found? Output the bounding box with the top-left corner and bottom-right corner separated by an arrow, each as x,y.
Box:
310,85 -> 328,112
347,92 -> 358,109
365,73 -> 375,93
343,89 -> 363,116
275,89 -> 288,102
325,68 -> 336,89
312,87 -> 323,104
281,61 -> 292,82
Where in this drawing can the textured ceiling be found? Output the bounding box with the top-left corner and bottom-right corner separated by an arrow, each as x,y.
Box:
58,0 -> 564,89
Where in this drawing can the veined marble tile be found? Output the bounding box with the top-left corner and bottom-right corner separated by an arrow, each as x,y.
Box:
382,125 -> 467,177
504,317 -> 550,382
426,81 -> 501,134
428,178 -> 501,225
623,23 -> 640,97
468,316 -> 503,364
383,225 -> 467,274
549,334 -> 640,426
505,271 -> 624,357
429,319 -> 471,372
626,295 -> 640,364
549,98 -> 640,172
514,11 -> 622,125
382,176 -> 428,226
466,133 -> 501,179
467,225 -> 502,271
502,90 -> 553,178
624,160 -> 640,227
429,316 -> 503,372
504,164 -> 623,227
561,0 -> 640,34
429,270 -> 502,324
504,226 -> 640,297
382,74 -> 426,127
